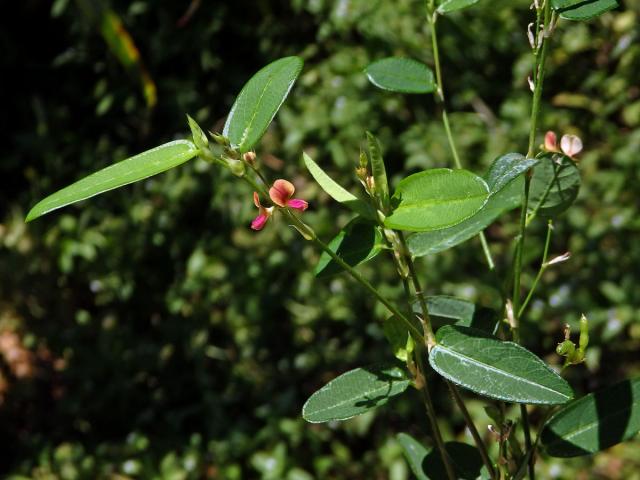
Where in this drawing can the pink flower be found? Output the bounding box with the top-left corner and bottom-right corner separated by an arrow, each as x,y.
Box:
251,192 -> 273,231
544,131 -> 559,152
560,134 -> 583,158
269,179 -> 308,212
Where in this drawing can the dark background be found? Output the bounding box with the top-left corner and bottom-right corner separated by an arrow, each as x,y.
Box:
1,0 -> 639,478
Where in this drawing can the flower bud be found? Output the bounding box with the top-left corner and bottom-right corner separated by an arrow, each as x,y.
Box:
243,151 -> 257,166
544,131 -> 559,152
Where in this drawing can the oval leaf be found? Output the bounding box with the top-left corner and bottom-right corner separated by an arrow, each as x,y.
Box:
315,218 -> 383,278
397,435 -> 485,480
541,377 -> 640,457
429,326 -> 574,405
552,0 -> 619,20
224,56 -> 303,153
528,153 -> 581,218
26,140 -> 199,222
484,153 -> 538,194
437,0 -> 481,14
384,169 -> 489,232
303,152 -> 375,219
365,58 -> 435,94
407,154 -> 536,256
302,364 -> 411,423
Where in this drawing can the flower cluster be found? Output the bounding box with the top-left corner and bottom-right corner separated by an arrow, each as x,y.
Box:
251,179 -> 308,231
544,131 -> 583,158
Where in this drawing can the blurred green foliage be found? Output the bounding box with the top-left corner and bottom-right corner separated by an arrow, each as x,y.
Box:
1,0 -> 639,478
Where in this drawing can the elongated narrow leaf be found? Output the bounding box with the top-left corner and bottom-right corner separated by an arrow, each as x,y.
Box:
366,132 -> 390,211
429,326 -> 574,404
303,153 -> 374,219
542,377 -> 640,457
384,169 -> 489,232
397,435 -> 484,480
552,0 -> 619,20
224,56 -> 303,152
407,154 -> 536,256
437,0 -> 481,14
528,153 -> 580,218
315,218 -> 383,277
302,364 -> 411,423
26,140 -> 199,222
365,58 -> 435,94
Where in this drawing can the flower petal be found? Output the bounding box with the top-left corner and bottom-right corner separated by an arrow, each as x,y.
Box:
560,134 -> 583,158
253,192 -> 262,208
287,198 -> 308,211
269,179 -> 296,207
544,131 -> 558,152
251,214 -> 269,231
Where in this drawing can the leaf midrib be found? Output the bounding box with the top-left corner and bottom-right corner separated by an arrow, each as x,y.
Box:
434,345 -> 571,400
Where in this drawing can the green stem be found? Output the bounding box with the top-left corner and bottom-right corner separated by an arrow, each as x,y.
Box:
284,211 -> 424,342
518,220 -> 553,318
448,383 -> 498,479
395,233 -> 497,480
426,6 -> 496,271
415,350 -> 457,480
513,4 -> 553,479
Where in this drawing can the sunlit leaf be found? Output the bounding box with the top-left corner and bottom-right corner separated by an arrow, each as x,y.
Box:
303,153 -> 375,219
429,326 -> 574,404
365,58 -> 435,94
302,364 -> 411,423
26,140 -> 199,222
552,0 -> 619,20
224,56 -> 304,152
437,0 -> 481,14
384,169 -> 489,232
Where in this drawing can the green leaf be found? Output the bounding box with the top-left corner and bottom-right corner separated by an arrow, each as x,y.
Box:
223,56 -> 303,153
429,326 -> 574,405
397,435 -> 485,480
397,433 -> 430,480
407,154 -> 536,256
26,140 -> 199,222
437,0 -> 481,14
383,315 -> 415,362
315,218 -> 383,278
365,58 -> 435,94
541,377 -> 640,457
552,0 -> 619,20
186,114 -> 208,151
366,132 -> 391,211
406,180 -> 519,256
384,169 -> 489,232
528,153 -> 581,218
303,153 -> 375,219
413,296 -> 497,333
484,153 -> 538,194
302,364 -> 411,423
